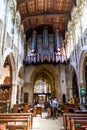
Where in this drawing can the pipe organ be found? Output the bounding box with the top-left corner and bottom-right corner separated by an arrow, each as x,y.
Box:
24,26 -> 67,65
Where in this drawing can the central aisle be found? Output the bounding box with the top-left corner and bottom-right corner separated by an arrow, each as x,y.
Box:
31,112 -> 64,130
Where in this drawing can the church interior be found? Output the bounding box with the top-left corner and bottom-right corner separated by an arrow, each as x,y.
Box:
0,0 -> 87,129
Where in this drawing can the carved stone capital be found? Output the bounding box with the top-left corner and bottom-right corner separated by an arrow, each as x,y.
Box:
68,20 -> 77,32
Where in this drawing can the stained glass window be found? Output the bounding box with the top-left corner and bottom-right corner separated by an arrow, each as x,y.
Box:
34,79 -> 51,93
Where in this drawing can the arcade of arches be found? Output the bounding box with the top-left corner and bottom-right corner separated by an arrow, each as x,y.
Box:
0,0 -> 87,112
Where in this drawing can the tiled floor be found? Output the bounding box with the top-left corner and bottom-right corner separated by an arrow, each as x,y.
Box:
31,112 -> 64,130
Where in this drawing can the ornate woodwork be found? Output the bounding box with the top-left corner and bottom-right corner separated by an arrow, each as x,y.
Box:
0,84 -> 11,101
0,85 -> 11,113
24,26 -> 67,65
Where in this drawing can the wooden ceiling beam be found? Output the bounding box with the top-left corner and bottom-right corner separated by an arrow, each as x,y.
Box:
17,0 -> 74,11
24,21 -> 66,32
48,21 -> 67,28
22,11 -> 70,22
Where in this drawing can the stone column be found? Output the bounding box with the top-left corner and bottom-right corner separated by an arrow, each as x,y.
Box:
31,31 -> 37,52
11,83 -> 17,108
60,65 -> 67,103
43,26 -> 48,49
18,85 -> 22,104
23,83 -> 34,105
54,30 -> 60,51
55,74 -> 61,102
28,83 -> 34,105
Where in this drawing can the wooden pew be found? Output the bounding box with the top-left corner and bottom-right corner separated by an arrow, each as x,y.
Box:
0,118 -> 30,130
63,113 -> 87,130
75,110 -> 87,114
23,105 -> 31,113
33,106 -> 42,116
67,116 -> 87,130
13,104 -> 31,113
71,119 -> 87,130
0,113 -> 33,129
63,104 -> 79,113
0,116 -> 31,130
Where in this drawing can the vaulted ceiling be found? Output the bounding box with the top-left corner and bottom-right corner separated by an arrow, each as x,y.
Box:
16,0 -> 76,40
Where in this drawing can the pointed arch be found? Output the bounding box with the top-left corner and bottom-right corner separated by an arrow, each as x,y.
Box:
2,49 -> 17,108
18,65 -> 24,79
3,49 -> 16,84
31,66 -> 55,88
79,50 -> 87,86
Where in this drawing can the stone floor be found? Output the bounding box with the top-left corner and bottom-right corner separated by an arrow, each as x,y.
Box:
31,112 -> 64,130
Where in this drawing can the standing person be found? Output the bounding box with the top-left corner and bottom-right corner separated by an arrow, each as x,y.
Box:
52,98 -> 59,119
46,99 -> 52,118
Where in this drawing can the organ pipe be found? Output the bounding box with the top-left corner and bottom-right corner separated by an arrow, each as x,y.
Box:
43,26 -> 48,49
54,30 -> 60,52
31,31 -> 37,52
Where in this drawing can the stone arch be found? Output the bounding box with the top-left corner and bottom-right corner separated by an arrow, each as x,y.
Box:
3,49 -> 17,108
79,50 -> 87,87
18,65 -> 24,79
25,64 -> 60,104
34,69 -> 55,94
30,65 -> 58,93
3,49 -> 16,83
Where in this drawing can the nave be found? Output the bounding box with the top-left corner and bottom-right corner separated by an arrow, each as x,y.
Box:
31,112 -> 63,130
0,0 -> 87,129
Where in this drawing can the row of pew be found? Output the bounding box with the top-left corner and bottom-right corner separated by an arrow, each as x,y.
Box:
0,112 -> 33,130
13,104 -> 42,117
63,112 -> 87,130
0,103 -> 43,130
